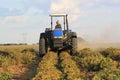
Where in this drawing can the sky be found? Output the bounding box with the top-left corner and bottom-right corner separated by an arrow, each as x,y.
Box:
0,0 -> 120,44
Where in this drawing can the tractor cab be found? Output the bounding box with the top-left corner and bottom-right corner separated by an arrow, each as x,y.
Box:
49,14 -> 69,39
49,14 -> 68,30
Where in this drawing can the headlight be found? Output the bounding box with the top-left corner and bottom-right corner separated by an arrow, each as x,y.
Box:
54,36 -> 63,38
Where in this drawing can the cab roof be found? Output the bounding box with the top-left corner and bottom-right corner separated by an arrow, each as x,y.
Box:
49,14 -> 67,17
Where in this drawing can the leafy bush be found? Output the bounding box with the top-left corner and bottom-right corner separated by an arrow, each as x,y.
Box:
93,68 -> 120,80
101,48 -> 120,61
0,51 -> 12,67
75,48 -> 118,71
75,48 -> 104,71
0,47 -> 36,67
0,72 -> 13,80
0,55 -> 14,69
100,57 -> 118,69
21,52 -> 36,64
0,51 -> 10,57
21,48 -> 35,53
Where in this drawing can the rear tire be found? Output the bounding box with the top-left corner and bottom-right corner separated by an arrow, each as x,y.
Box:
39,38 -> 46,56
71,38 -> 77,55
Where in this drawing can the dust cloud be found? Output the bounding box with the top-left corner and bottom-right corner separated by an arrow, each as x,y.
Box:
77,26 -> 120,50
96,26 -> 119,43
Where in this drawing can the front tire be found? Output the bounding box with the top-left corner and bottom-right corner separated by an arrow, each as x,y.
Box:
71,37 -> 77,55
39,38 -> 46,56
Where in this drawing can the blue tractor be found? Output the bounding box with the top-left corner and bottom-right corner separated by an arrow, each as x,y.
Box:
39,14 -> 77,55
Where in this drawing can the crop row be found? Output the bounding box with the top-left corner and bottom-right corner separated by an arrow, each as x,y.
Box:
33,51 -> 82,80
59,52 -> 81,80
32,52 -> 62,80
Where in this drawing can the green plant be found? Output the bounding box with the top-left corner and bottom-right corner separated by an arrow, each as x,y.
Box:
0,47 -> 37,67
0,51 -> 10,57
93,68 -> 120,80
75,48 -> 118,71
0,72 -> 13,80
101,48 -> 120,61
75,48 -> 104,71
21,48 -> 35,53
100,57 -> 118,69
22,52 -> 36,64
60,52 -> 81,80
32,52 -> 62,80
73,48 -> 120,79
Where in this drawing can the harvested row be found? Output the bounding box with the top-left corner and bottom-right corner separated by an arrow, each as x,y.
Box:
60,52 -> 81,80
32,52 -> 62,80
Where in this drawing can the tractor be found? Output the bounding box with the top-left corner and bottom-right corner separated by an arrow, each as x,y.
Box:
39,14 -> 77,55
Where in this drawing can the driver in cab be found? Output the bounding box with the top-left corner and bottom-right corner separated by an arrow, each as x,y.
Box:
55,20 -> 62,29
